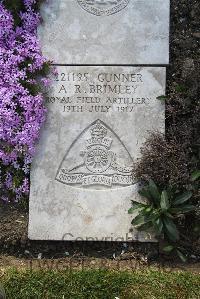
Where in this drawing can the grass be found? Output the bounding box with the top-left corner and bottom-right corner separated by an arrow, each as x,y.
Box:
1,268 -> 200,299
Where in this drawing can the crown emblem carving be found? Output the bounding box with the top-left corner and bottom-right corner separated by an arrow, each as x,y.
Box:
86,121 -> 112,149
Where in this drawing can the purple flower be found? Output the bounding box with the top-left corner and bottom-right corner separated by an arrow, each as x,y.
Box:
0,1 -> 50,202
5,172 -> 13,189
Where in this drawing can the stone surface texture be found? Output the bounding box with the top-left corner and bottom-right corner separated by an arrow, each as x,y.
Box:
28,66 -> 165,241
38,0 -> 170,65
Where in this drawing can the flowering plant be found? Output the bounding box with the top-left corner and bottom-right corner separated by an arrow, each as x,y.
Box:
0,0 -> 49,202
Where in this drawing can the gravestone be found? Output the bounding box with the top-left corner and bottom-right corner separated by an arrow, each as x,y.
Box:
38,0 -> 169,64
28,0 -> 170,241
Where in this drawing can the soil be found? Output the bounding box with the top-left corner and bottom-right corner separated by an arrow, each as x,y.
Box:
0,203 -> 159,261
0,0 -> 200,268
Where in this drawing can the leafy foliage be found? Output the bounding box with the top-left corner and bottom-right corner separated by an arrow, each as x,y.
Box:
129,180 -> 195,243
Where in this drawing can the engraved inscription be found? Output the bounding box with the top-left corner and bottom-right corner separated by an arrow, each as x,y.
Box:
56,120 -> 134,189
45,70 -> 151,114
77,0 -> 130,16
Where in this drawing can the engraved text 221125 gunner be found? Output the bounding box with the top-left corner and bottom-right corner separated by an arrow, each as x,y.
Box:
77,0 -> 130,16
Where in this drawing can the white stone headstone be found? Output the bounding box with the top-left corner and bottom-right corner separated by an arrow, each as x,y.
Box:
28,0 -> 169,241
39,0 -> 170,64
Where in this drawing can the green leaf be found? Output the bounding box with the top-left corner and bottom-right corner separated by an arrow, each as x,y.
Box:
164,212 -> 174,219
173,191 -> 192,206
128,201 -> 146,214
170,205 -> 195,214
154,218 -> 163,235
191,170 -> 200,182
163,245 -> 174,253
175,84 -> 187,93
176,249 -> 187,263
163,217 -> 179,242
131,213 -> 153,227
132,200 -> 147,208
144,207 -> 152,213
128,208 -> 134,214
131,215 -> 146,226
138,187 -> 152,200
148,179 -> 161,205
166,185 -> 175,200
160,190 -> 170,211
157,95 -> 167,101
137,222 -> 153,232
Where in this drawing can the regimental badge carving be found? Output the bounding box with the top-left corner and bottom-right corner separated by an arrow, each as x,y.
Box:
56,119 -> 135,189
77,0 -> 130,16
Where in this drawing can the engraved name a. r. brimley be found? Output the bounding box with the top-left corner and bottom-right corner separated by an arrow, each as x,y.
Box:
77,0 -> 130,16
